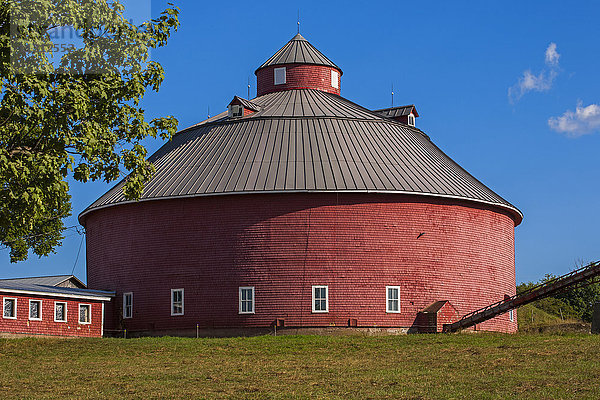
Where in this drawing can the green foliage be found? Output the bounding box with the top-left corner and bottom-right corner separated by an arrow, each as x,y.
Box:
0,0 -> 180,261
517,269 -> 600,323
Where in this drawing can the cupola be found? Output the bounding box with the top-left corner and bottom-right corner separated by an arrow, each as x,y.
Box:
255,33 -> 343,96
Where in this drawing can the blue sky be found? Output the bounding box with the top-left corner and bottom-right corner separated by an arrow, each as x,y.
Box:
2,0 -> 600,284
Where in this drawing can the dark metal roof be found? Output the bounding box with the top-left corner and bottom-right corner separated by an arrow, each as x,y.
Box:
421,300 -> 453,313
256,33 -> 342,73
373,105 -> 419,119
0,275 -> 85,288
0,281 -> 114,300
230,96 -> 261,112
80,88 -> 522,224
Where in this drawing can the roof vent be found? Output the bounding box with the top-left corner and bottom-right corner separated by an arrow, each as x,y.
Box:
372,105 -> 419,127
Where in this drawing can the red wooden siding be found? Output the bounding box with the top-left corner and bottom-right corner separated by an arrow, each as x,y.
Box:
256,64 -> 341,96
84,192 -> 518,334
0,294 -> 104,337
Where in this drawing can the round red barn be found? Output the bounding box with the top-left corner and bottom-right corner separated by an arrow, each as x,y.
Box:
80,33 -> 522,336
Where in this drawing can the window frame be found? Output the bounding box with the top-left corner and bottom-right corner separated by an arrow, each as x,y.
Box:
228,104 -> 244,118
386,286 -> 401,313
274,67 -> 286,85
331,70 -> 339,89
28,299 -> 42,321
238,286 -> 255,314
79,303 -> 92,325
171,288 -> 184,316
54,301 -> 67,323
509,309 -> 514,322
123,292 -> 133,319
311,285 -> 329,313
3,297 -> 17,319
408,113 -> 415,127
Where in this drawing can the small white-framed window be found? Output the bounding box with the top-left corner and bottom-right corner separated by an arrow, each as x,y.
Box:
312,285 -> 329,313
29,299 -> 42,321
79,304 -> 91,324
331,70 -> 339,89
171,289 -> 184,316
509,309 -> 514,322
123,292 -> 133,319
408,113 -> 415,127
239,287 -> 255,314
386,286 -> 401,313
228,104 -> 243,118
3,297 -> 16,319
274,67 -> 286,85
54,301 -> 67,322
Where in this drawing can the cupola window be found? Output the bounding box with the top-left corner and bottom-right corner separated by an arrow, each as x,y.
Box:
274,67 -> 286,85
331,70 -> 339,89
408,113 -> 415,127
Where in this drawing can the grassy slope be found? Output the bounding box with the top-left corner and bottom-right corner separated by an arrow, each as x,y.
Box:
1,334 -> 600,399
518,304 -> 568,328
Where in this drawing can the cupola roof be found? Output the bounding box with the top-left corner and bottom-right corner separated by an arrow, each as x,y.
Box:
255,33 -> 342,74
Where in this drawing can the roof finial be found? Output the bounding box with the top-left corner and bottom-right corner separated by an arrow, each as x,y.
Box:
247,76 -> 251,99
391,83 -> 394,107
207,105 -> 210,119
297,9 -> 300,34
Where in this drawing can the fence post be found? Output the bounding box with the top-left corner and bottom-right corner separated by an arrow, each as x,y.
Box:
591,302 -> 600,334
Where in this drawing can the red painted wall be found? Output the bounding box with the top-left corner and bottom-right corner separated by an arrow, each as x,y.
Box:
0,293 -> 104,337
256,64 -> 342,96
83,193 -> 518,334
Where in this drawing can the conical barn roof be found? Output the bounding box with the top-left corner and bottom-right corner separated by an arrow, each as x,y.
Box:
80,89 -> 522,224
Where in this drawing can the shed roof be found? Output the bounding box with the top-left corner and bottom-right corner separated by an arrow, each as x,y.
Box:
80,88 -> 522,224
0,275 -> 85,288
0,281 -> 114,301
256,33 -> 342,73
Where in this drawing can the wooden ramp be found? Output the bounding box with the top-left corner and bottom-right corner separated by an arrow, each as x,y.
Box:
443,260 -> 600,333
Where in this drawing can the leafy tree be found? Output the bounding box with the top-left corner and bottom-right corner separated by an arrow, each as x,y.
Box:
0,0 -> 179,261
517,266 -> 600,323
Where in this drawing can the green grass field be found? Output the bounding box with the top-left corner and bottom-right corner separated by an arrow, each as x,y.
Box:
1,332 -> 599,399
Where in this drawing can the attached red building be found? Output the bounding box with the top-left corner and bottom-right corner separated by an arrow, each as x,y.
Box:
80,33 -> 522,336
0,276 -> 114,337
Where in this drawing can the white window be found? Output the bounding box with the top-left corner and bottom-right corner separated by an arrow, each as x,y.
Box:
54,302 -> 67,322
29,300 -> 42,321
3,297 -> 16,319
509,309 -> 514,322
386,286 -> 401,313
312,285 -> 328,313
171,289 -> 184,316
408,113 -> 415,127
123,292 -> 133,319
79,304 -> 91,324
228,104 -> 243,118
331,70 -> 339,89
274,67 -> 286,85
239,287 -> 255,314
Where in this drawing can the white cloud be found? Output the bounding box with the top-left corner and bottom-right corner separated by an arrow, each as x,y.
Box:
545,42 -> 560,65
508,43 -> 560,103
548,103 -> 600,138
